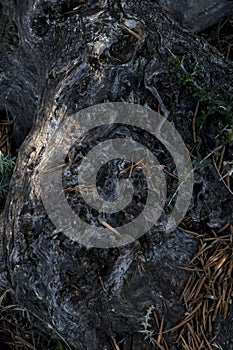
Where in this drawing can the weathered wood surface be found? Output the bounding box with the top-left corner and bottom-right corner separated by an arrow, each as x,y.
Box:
158,0 -> 233,32
0,1 -> 233,349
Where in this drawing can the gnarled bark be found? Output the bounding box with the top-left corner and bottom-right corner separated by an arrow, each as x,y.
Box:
157,0 -> 233,32
0,1 -> 233,349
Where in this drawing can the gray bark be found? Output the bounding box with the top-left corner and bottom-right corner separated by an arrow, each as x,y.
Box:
0,1 -> 233,349
157,0 -> 233,32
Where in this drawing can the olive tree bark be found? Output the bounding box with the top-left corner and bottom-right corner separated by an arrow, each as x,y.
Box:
0,1 -> 233,350
157,0 -> 233,32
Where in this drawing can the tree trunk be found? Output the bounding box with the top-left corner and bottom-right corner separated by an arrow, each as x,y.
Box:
0,1 -> 233,349
157,0 -> 233,32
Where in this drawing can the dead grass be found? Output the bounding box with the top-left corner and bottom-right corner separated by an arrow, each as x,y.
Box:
0,290 -> 71,350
